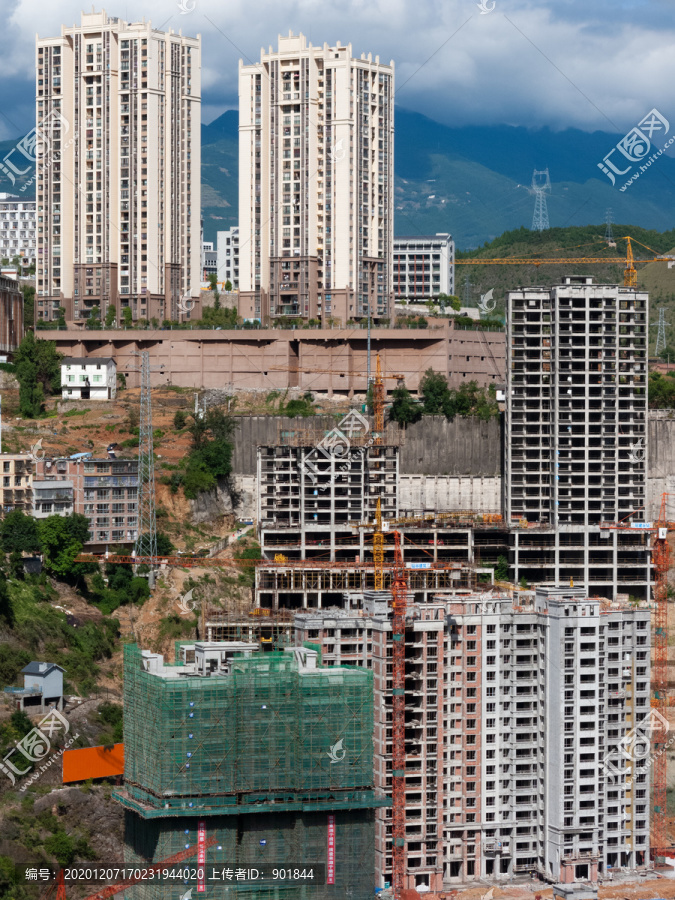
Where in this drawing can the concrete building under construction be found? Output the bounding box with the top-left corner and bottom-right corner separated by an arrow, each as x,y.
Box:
292,586 -> 651,891
506,277 -> 650,598
114,641 -> 387,899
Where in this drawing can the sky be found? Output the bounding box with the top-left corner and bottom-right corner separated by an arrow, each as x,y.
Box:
1,0 -> 675,141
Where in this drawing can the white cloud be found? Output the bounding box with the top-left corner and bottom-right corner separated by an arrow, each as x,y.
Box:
0,0 -> 673,136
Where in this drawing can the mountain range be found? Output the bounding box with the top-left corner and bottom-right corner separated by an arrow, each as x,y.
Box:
2,107 -> 674,251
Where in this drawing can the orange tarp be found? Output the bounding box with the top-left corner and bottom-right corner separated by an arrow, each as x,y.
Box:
62,743 -> 124,783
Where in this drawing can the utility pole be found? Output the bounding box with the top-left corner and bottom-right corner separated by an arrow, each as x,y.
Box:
463,275 -> 472,308
134,351 -> 161,587
531,168 -> 551,232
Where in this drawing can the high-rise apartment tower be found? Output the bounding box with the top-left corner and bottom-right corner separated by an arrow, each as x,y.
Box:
505,277 -> 651,597
238,33 -> 394,325
35,10 -> 201,326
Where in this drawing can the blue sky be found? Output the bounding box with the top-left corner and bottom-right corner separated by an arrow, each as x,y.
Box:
1,0 -> 674,141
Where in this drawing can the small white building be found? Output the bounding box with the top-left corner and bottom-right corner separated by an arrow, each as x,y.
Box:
216,226 -> 239,289
17,661 -> 65,711
62,357 -> 116,400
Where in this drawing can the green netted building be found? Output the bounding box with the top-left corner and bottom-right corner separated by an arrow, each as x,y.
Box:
115,642 -> 386,899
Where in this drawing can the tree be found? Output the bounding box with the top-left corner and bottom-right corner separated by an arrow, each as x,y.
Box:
86,306 -> 102,330
122,306 -> 133,327
37,514 -> 92,579
495,555 -> 510,581
388,385 -> 422,427
0,571 -> 13,625
104,304 -> 116,328
224,280 -> 233,292
438,293 -> 461,312
173,410 -> 187,430
14,333 -> 63,414
16,358 -> 43,417
0,510 -> 40,554
419,369 -> 451,415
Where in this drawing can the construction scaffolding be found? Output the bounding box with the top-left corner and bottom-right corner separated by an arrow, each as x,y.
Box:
123,808 -> 376,900
119,644 -> 379,813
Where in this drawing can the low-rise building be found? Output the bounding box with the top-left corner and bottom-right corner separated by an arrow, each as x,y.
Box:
202,241 -> 217,280
61,357 -> 117,400
216,226 -> 239,290
0,192 -> 36,270
394,233 -> 455,301
36,456 -> 138,549
0,454 -> 34,514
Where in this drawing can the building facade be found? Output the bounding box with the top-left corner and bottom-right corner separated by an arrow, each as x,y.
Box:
238,33 -> 394,325
0,454 -> 34,515
505,277 -> 650,598
61,356 -> 117,399
216,226 -> 239,290
35,10 -> 201,326
0,193 -> 36,269
115,642 -> 383,900
294,586 -> 651,892
36,455 -> 138,548
0,273 -> 23,353
394,233 -> 455,300
201,240 -> 217,280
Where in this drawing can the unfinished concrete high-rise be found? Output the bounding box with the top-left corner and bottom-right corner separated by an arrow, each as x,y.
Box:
506,277 -> 650,597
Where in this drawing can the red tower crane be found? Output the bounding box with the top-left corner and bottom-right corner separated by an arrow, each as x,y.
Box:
41,837 -> 219,900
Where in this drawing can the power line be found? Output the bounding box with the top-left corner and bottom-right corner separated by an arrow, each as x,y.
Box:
655,308 -> 668,356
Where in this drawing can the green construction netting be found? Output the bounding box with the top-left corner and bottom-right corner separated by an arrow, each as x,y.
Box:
123,645 -> 374,805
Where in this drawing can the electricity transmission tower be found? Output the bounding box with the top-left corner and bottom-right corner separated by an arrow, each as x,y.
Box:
531,168 -> 551,232
604,208 -> 615,244
655,308 -> 668,356
463,275 -> 472,307
134,351 -> 162,581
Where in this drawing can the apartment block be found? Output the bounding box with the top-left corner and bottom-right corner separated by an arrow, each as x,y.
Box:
295,593 -> 446,894
36,456 -> 138,548
0,454 -> 34,514
506,277 -> 650,597
238,33 -> 394,325
36,10 -> 201,326
444,585 -> 650,884
0,272 -> 23,353
394,233 -> 455,300
0,193 -> 36,269
295,586 -> 651,891
216,226 -> 239,289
